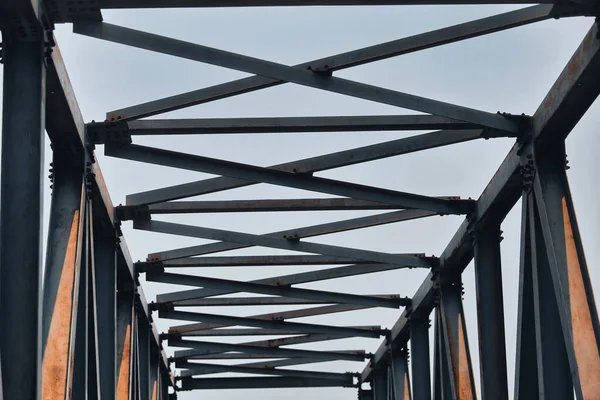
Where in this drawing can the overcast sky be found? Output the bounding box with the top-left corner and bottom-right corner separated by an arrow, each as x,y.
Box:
2,4 -> 598,399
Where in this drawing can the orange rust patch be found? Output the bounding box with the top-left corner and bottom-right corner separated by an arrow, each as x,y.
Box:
403,370 -> 410,400
456,315 -> 475,400
563,198 -> 600,399
151,380 -> 157,400
42,210 -> 80,400
117,323 -> 132,400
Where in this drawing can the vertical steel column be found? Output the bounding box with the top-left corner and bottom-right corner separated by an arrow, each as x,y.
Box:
94,224 -> 117,399
533,146 -> 600,398
149,343 -> 160,400
530,194 -> 573,399
41,160 -> 85,400
132,321 -> 139,400
138,314 -> 151,400
117,290 -> 135,400
160,368 -> 170,400
72,211 -> 89,399
513,196 -> 539,400
0,33 -> 46,400
410,315 -> 431,400
439,278 -> 477,400
88,204 -> 100,400
391,347 -> 411,400
433,311 -> 442,400
359,389 -> 374,400
474,224 -> 508,400
433,307 -> 453,400
372,366 -> 389,400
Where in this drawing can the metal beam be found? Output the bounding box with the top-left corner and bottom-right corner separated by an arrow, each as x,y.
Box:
160,255 -> 391,267
99,1 -> 560,8
91,114 -> 480,142
93,223 -> 117,400
188,350 -> 367,361
514,196 -> 539,399
138,220 -> 432,266
126,129 -> 485,205
532,146 -> 600,398
146,198 -> 401,214
371,367 -> 388,400
474,224 -> 509,399
241,332 -> 353,348
529,192 -> 574,399
150,271 -> 406,308
173,326 -> 379,336
116,291 -> 134,400
41,161 -> 85,400
104,5 -> 554,121
112,144 -> 474,215
169,339 -> 369,362
390,348 -> 411,400
163,309 -> 384,338
438,279 -> 477,399
236,358 -> 345,369
1,30 -> 46,400
174,296 -> 399,307
76,22 -> 519,133
179,376 -> 354,390
409,316 -> 431,400
176,361 -> 354,380
157,261 -> 418,305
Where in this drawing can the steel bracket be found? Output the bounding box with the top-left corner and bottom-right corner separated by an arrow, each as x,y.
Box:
550,2 -> 600,19
136,260 -> 164,274
116,204 -> 151,221
87,120 -> 132,146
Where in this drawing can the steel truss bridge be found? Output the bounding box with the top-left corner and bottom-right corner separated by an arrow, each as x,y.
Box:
0,0 -> 599,399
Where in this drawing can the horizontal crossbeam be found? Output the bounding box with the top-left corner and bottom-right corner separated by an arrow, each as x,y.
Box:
155,255 -> 422,268
99,1 -> 558,9
124,198 -> 459,217
179,376 -> 355,390
174,326 -> 380,336
188,350 -> 367,361
176,361 -> 355,380
90,114 -> 482,143
173,296 -> 399,307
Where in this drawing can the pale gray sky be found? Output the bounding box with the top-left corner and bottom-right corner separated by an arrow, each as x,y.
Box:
2,5 -> 598,399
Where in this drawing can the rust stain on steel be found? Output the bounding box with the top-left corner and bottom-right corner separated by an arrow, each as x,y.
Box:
151,380 -> 157,400
456,315 -> 475,400
42,210 -> 80,400
403,370 -> 410,400
563,198 -> 600,399
445,307 -> 475,400
117,323 -> 132,400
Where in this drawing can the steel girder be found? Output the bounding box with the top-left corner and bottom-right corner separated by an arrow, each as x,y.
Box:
0,1 -> 599,399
